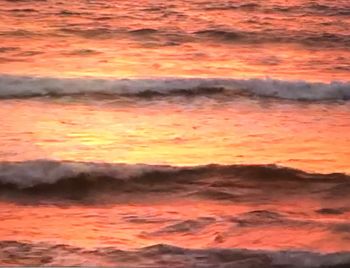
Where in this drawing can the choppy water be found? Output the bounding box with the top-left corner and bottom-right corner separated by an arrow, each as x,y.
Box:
0,0 -> 350,267
0,0 -> 350,80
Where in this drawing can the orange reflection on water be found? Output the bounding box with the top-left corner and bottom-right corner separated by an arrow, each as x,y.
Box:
0,97 -> 349,174
0,199 -> 349,253
0,0 -> 350,81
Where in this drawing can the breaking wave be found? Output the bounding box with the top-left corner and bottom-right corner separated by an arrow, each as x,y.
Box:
0,75 -> 350,101
0,160 -> 349,203
1,240 -> 350,267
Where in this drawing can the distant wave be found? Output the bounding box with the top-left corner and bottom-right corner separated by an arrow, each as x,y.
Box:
203,2 -> 350,16
1,240 -> 350,267
193,29 -> 350,48
3,25 -> 350,48
0,160 -> 349,203
0,75 -> 350,101
44,28 -> 350,49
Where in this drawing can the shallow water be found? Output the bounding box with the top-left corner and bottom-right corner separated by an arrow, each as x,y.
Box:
0,0 -> 350,267
0,96 -> 350,267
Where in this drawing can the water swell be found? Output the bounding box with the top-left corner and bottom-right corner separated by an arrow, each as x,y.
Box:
4,26 -> 349,48
0,160 -> 349,203
0,75 -> 350,101
203,1 -> 350,17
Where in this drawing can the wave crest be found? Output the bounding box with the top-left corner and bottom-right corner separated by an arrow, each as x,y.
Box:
0,160 -> 349,203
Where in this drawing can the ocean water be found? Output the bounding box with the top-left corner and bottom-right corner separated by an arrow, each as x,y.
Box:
0,0 -> 350,267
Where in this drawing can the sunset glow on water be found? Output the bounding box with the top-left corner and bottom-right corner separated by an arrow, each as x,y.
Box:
1,97 -> 350,173
1,0 -> 350,81
0,0 -> 350,267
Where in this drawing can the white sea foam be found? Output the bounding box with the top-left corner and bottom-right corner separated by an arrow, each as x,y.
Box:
0,75 -> 349,100
0,160 -> 178,188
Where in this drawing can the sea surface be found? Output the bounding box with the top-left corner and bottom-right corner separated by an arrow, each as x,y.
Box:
0,0 -> 350,267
